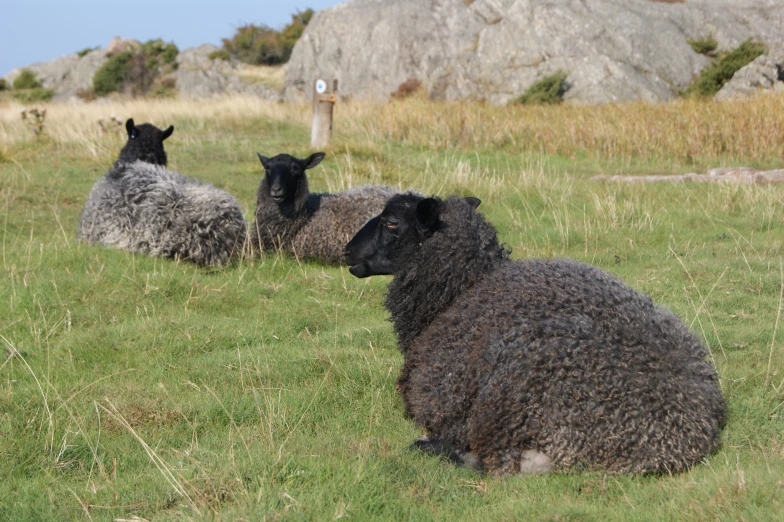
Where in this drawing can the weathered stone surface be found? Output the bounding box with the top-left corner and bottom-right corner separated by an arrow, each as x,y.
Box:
715,41 -> 784,100
174,44 -> 281,100
3,48 -> 109,100
3,40 -> 283,102
283,0 -> 784,104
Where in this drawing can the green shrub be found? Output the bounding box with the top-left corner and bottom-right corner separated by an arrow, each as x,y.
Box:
688,35 -> 718,56
140,38 -> 179,66
279,8 -> 314,54
220,8 -> 314,65
11,88 -> 54,103
0,78 -> 7,91
93,52 -> 132,96
91,39 -> 178,98
221,24 -> 284,65
208,49 -> 231,61
13,69 -> 42,90
683,39 -> 766,98
76,46 -> 99,58
517,71 -> 569,105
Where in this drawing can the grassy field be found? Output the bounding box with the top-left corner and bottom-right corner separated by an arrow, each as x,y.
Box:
1,95 -> 783,521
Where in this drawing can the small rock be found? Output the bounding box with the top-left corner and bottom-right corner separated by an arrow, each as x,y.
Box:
716,40 -> 784,101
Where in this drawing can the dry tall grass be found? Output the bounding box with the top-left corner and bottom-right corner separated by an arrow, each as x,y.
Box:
2,93 -> 784,165
0,96 -> 309,154
339,94 -> 784,163
235,64 -> 287,91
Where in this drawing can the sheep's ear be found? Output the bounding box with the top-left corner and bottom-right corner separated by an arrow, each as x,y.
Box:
161,125 -> 174,141
303,152 -> 326,170
464,197 -> 481,210
415,198 -> 440,231
125,118 -> 135,138
257,153 -> 270,169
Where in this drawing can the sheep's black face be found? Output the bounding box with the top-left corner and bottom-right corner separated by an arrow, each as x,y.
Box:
118,118 -> 174,166
346,194 -> 479,278
257,152 -> 325,204
346,194 -> 482,277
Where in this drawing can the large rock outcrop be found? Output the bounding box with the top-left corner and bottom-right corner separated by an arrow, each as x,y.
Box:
283,0 -> 784,104
2,44 -> 121,102
175,45 -> 281,100
2,40 -> 283,102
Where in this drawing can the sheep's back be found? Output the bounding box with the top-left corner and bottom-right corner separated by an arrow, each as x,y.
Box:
400,258 -> 724,474
77,162 -> 246,266
292,185 -> 397,264
77,175 -> 131,246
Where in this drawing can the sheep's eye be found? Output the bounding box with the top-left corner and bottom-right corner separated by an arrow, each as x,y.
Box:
384,221 -> 398,230
130,130 -> 139,139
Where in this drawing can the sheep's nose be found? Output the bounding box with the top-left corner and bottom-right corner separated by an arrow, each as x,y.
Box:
270,185 -> 284,198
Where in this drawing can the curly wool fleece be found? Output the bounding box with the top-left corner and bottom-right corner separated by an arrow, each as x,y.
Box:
77,161 -> 246,266
385,195 -> 725,474
251,175 -> 398,265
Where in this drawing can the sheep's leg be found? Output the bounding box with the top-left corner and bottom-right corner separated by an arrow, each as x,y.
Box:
409,437 -> 483,472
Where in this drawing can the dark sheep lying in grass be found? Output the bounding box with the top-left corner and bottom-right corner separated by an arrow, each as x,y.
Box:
76,120 -> 246,267
249,152 -> 398,265
345,193 -> 725,475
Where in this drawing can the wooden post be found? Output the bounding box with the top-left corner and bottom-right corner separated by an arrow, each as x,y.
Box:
311,78 -> 337,149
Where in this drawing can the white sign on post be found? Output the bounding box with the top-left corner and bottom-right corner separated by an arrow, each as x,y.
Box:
315,79 -> 327,94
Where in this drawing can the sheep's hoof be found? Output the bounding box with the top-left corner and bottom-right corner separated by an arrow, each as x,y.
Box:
520,450 -> 552,474
409,437 -> 483,472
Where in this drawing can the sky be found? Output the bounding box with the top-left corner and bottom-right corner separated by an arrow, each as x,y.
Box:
0,0 -> 344,77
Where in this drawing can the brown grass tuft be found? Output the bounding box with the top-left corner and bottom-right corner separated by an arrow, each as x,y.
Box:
390,79 -> 423,99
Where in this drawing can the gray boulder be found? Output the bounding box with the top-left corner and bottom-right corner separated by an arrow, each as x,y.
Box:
283,0 -> 784,104
175,44 -> 281,100
715,40 -> 784,100
3,40 -> 284,102
3,48 -> 109,101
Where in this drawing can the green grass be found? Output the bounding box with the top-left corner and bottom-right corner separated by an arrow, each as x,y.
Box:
1,111 -> 783,521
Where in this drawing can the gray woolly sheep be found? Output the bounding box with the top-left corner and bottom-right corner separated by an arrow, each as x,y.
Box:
76,120 -> 246,266
249,152 -> 398,265
345,193 -> 725,475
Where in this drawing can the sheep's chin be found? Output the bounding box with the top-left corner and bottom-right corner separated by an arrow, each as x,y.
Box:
349,262 -> 371,278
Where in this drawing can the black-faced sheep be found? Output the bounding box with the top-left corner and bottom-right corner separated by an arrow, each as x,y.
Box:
119,118 -> 173,166
76,120 -> 246,267
249,152 -> 398,265
345,193 -> 725,475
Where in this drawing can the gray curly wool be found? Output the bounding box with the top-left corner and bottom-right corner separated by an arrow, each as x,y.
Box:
358,194 -> 726,475
77,120 -> 246,266
250,153 -> 398,264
